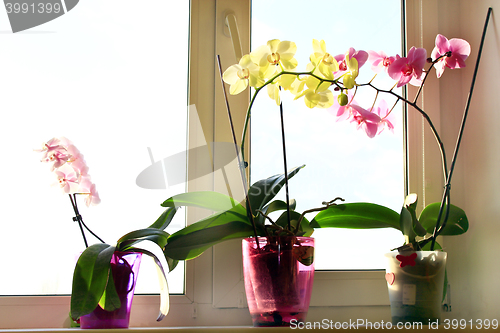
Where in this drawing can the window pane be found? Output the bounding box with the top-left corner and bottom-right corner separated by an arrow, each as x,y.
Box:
251,0 -> 405,269
0,0 -> 188,295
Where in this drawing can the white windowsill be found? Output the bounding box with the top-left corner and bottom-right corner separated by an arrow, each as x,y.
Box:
0,325 -> 473,332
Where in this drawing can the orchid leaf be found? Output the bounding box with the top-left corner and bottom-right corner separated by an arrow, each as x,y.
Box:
310,203 -> 400,229
247,165 -> 304,217
400,207 -> 416,245
264,199 -> 297,215
419,203 -> 469,235
98,271 -> 120,312
164,221 -> 254,260
71,244 -> 116,320
148,207 -> 178,230
116,228 -> 171,251
161,191 -> 245,214
255,199 -> 297,227
404,194 -> 427,237
128,246 -> 170,321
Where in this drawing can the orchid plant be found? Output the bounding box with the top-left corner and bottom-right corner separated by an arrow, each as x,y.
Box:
155,33 -> 475,265
36,137 -> 178,323
219,34 -> 472,252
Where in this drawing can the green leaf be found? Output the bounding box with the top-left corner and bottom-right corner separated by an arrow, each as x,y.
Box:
164,221 -> 254,260
71,244 -> 116,320
275,210 -> 308,235
161,191 -> 245,214
404,194 -> 427,237
400,207 -> 416,245
264,199 -> 297,215
149,207 -> 178,230
310,203 -> 400,229
127,246 -> 171,321
116,228 -> 171,251
98,271 -> 121,312
247,165 -> 304,217
420,203 -> 469,235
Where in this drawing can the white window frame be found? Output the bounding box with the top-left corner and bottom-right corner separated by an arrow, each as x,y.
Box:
0,0 -> 445,328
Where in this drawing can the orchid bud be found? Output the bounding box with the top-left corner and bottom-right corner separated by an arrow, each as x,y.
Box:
338,93 -> 348,106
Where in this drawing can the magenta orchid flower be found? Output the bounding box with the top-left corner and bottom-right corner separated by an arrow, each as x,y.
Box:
373,99 -> 395,134
431,34 -> 471,78
334,48 -> 369,73
368,51 -> 397,74
350,105 -> 382,138
388,47 -> 427,88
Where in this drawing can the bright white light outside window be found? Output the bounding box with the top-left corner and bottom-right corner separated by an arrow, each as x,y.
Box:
0,1 -> 188,295
251,0 -> 405,269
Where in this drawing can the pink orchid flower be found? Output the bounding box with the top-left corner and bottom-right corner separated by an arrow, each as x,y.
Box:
80,177 -> 101,207
334,48 -> 369,73
350,105 -> 382,138
368,50 -> 397,74
431,34 -> 471,78
44,150 -> 73,170
55,170 -> 79,193
373,99 -> 395,134
388,47 -> 427,88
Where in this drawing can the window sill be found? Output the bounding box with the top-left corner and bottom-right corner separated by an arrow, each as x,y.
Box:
0,326 -> 485,332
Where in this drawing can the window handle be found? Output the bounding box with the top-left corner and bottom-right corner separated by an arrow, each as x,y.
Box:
225,13 -> 243,63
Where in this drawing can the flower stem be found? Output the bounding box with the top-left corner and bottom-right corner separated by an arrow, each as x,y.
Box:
68,194 -> 88,248
217,55 -> 260,246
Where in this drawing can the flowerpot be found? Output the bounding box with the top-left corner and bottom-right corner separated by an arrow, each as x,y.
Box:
80,251 -> 142,329
385,251 -> 447,324
242,236 -> 315,327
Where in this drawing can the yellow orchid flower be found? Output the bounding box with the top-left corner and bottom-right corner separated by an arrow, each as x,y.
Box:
342,55 -> 359,89
266,74 -> 297,105
251,39 -> 298,79
310,39 -> 339,80
292,74 -> 334,109
223,54 -> 264,95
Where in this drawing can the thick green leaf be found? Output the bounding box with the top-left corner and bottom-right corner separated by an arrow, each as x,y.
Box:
310,203 -> 400,229
164,221 -> 254,260
161,191 -> 245,214
149,207 -> 178,230
71,244 -> 116,320
404,194 -> 426,237
400,207 -> 416,245
98,271 -> 120,312
166,207 -> 250,240
128,246 -> 170,321
247,165 -> 304,216
420,203 -> 469,235
116,228 -> 171,251
264,199 -> 297,215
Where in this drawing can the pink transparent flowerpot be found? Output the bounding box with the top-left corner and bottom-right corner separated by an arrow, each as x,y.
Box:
242,236 -> 315,327
80,251 -> 142,329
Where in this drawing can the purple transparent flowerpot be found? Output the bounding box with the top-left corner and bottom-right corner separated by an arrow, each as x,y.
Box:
242,236 -> 315,327
80,251 -> 142,329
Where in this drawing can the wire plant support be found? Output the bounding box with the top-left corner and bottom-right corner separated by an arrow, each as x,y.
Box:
428,7 -> 492,250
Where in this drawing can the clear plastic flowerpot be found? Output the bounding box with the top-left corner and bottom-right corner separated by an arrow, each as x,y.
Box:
80,251 -> 142,329
385,251 -> 447,324
242,236 -> 315,327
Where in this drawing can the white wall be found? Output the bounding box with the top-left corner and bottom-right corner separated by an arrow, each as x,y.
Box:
431,0 -> 500,320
